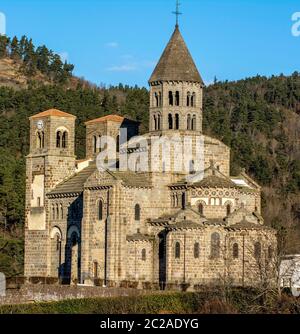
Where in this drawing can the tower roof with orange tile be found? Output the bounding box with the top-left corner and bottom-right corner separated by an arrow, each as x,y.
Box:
30,109 -> 76,119
85,114 -> 138,125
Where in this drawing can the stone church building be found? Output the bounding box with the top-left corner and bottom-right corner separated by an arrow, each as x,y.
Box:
24,24 -> 277,289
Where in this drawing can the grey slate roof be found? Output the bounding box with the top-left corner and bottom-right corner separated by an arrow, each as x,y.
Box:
166,220 -> 205,230
226,219 -> 272,231
192,175 -> 238,188
111,171 -> 152,188
126,233 -> 155,242
48,165 -> 153,196
48,163 -> 97,196
149,26 -> 203,84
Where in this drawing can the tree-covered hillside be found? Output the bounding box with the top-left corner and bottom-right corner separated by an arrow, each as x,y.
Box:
0,36 -> 300,277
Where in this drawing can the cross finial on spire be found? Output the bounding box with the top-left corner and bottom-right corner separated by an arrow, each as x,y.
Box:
172,0 -> 182,27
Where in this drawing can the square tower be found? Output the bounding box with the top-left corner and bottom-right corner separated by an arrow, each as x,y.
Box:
24,109 -> 76,278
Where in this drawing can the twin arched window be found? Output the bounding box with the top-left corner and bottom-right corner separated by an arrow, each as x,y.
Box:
211,232 -> 221,259
52,203 -> 64,220
168,91 -> 180,106
56,130 -> 68,148
153,114 -> 161,130
187,92 -> 196,107
187,114 -> 196,130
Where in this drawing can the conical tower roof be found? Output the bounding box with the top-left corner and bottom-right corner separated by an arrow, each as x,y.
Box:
149,26 -> 203,84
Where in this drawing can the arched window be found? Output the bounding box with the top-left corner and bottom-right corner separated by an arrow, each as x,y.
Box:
93,136 -> 97,153
56,234 -> 61,251
116,135 -> 120,153
268,245 -> 274,260
56,131 -> 61,148
175,114 -> 179,130
98,200 -> 103,220
153,115 -> 157,130
226,204 -> 231,216
175,91 -> 180,106
168,91 -> 174,106
189,160 -> 195,174
142,249 -> 146,261
135,204 -> 141,221
98,136 -> 102,153
60,203 -> 64,220
187,114 -> 191,130
181,192 -> 186,210
62,131 -> 68,148
191,92 -> 196,107
93,261 -> 98,278
56,203 -> 59,220
187,92 -> 191,107
159,92 -> 162,106
155,92 -> 159,107
233,243 -> 239,259
254,242 -> 261,260
198,203 -> 204,215
192,115 -> 196,130
168,114 -> 173,129
37,131 -> 45,149
194,242 -> 200,258
211,232 -> 220,259
175,242 -> 181,259
52,204 -> 55,220
175,194 -> 178,207
157,114 -> 161,130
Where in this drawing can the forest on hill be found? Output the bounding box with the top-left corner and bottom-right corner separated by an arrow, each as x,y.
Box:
0,36 -> 300,277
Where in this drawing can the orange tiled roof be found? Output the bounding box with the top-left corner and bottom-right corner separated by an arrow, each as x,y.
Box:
30,109 -> 76,119
85,114 -> 125,125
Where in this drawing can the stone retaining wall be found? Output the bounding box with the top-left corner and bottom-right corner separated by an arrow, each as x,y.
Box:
0,284 -> 165,306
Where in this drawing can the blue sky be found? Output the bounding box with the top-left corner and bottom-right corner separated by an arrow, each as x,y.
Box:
1,0 -> 300,87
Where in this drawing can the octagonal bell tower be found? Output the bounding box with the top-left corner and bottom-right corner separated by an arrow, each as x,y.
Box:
148,24 -> 204,133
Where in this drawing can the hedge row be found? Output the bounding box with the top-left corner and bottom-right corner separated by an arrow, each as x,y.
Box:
1,289 -> 300,314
